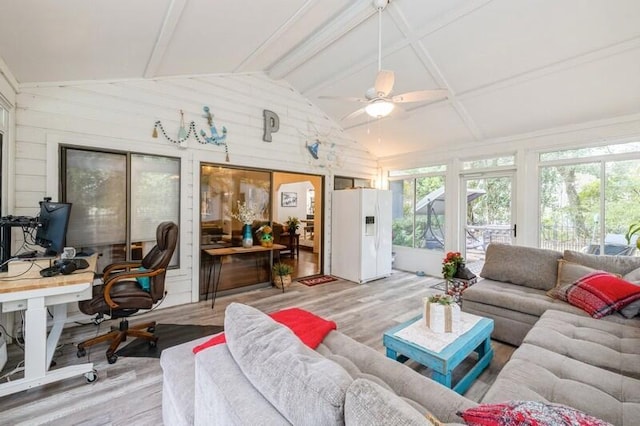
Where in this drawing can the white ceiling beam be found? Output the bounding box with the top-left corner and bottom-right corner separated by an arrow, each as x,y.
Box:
144,0 -> 187,78
0,54 -> 19,95
268,0 -> 375,80
387,1 -> 488,141
301,0 -> 493,97
456,35 -> 640,99
234,0 -> 320,73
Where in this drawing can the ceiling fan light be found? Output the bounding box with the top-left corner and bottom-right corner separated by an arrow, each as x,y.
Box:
365,100 -> 394,118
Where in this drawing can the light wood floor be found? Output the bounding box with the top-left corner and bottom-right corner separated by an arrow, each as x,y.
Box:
0,271 -> 515,425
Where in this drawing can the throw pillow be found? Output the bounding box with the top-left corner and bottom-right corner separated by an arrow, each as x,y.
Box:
344,378 -> 439,426
224,303 -> 352,425
563,250 -> 640,276
547,260 -> 598,299
136,267 -> 150,291
458,400 -> 611,426
480,244 -> 562,291
619,267 -> 640,318
564,271 -> 640,319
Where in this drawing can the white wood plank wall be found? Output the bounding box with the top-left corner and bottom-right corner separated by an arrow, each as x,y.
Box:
12,71 -> 378,315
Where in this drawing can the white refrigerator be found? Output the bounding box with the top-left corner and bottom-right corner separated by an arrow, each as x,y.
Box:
331,188 -> 392,283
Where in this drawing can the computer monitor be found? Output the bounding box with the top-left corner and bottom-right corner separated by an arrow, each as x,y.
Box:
35,199 -> 72,256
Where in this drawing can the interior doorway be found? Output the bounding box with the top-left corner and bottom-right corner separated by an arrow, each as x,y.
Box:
273,172 -> 323,279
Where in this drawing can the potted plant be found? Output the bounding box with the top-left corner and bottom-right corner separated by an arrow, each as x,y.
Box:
442,251 -> 464,282
625,222 -> 640,249
272,262 -> 293,289
286,216 -> 300,234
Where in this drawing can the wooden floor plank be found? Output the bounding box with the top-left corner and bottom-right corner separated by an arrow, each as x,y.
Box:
0,271 -> 515,424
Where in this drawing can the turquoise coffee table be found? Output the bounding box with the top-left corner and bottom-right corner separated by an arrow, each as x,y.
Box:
383,314 -> 493,394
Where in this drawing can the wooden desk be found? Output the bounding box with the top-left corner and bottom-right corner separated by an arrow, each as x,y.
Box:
0,255 -> 97,397
203,244 -> 286,309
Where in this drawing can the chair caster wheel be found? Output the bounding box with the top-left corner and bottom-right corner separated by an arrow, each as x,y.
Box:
85,369 -> 98,383
147,326 -> 155,333
149,339 -> 158,348
107,353 -> 118,364
77,347 -> 86,358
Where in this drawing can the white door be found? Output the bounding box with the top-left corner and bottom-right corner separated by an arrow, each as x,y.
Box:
462,173 -> 516,269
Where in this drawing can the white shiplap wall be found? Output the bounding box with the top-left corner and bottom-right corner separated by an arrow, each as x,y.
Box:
14,72 -> 378,311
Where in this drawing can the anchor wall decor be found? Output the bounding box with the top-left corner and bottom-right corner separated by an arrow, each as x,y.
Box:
153,106 -> 230,162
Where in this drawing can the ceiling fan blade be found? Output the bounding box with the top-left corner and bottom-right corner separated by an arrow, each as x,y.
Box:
341,107 -> 367,121
374,70 -> 395,97
318,95 -> 367,103
391,89 -> 448,104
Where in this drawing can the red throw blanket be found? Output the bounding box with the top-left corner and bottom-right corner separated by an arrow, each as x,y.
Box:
192,307 -> 337,354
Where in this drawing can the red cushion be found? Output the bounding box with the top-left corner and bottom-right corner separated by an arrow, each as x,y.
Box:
566,271 -> 640,319
458,400 -> 611,426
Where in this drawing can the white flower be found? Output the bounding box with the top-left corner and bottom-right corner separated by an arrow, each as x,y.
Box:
231,201 -> 257,225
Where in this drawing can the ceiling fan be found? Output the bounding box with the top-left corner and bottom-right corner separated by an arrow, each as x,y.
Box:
322,0 -> 448,121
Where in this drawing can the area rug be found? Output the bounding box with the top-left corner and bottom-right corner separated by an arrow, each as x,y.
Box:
115,323 -> 224,359
431,281 -> 447,291
298,275 -> 338,287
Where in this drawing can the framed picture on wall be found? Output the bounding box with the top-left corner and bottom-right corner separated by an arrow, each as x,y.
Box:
281,192 -> 297,207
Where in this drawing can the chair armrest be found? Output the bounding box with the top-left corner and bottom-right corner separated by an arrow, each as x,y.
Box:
102,260 -> 143,280
102,268 -> 166,309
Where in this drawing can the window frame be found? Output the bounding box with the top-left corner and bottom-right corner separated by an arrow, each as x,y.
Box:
60,145 -> 181,267
389,165 -> 447,251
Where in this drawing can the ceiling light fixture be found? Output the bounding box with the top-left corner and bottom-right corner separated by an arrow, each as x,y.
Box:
365,99 -> 394,118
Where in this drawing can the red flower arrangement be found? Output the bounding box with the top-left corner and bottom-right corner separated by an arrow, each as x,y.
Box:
442,251 -> 464,281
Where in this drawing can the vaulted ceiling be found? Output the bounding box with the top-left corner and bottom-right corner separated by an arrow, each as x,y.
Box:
1,0 -> 639,158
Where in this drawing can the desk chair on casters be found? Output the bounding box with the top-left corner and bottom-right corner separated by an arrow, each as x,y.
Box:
76,222 -> 178,364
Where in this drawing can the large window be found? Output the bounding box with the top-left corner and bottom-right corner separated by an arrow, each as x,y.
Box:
390,167 -> 446,250
62,147 -> 180,270
539,142 -> 640,255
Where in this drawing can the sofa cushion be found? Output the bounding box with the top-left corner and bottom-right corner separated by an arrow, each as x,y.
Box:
463,279 -> 588,318
194,342 -> 287,425
160,334 -> 213,426
480,244 -> 562,291
564,250 -> 640,276
524,310 -> 640,380
483,343 -> 640,425
344,378 -> 438,426
458,400 -> 611,426
224,303 -> 352,425
316,331 -> 476,424
564,272 -> 640,318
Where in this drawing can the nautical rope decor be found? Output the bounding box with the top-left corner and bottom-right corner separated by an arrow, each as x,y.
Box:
153,106 -> 230,162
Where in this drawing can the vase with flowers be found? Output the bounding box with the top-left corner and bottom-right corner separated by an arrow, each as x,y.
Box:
231,201 -> 257,248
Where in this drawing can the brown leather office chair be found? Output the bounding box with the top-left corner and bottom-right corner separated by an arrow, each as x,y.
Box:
76,221 -> 178,364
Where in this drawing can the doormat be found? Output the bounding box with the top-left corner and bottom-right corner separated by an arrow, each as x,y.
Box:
298,275 -> 338,287
115,323 -> 224,359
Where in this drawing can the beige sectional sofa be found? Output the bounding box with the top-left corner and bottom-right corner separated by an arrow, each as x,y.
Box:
462,244 -> 640,346
462,244 -> 640,425
161,244 -> 640,425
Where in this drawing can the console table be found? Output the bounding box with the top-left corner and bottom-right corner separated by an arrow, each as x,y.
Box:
0,255 -> 97,397
203,244 -> 287,309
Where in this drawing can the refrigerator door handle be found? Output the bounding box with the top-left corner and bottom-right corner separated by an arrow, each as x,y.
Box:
374,198 -> 380,250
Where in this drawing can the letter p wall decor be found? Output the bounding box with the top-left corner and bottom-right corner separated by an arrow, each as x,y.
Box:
263,110 -> 280,142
